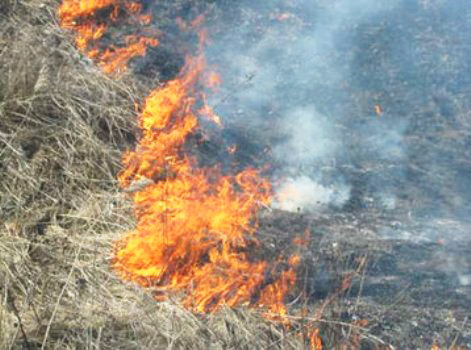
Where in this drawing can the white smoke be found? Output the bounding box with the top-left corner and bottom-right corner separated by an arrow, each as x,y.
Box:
273,175 -> 350,212
271,105 -> 350,211
273,106 -> 336,165
205,0 -> 401,212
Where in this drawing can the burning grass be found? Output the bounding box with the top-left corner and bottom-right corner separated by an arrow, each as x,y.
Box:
0,221 -> 312,349
0,1 -> 315,348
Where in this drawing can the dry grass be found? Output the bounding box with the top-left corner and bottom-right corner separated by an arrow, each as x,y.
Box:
1,223 -> 313,349
0,0 -> 143,233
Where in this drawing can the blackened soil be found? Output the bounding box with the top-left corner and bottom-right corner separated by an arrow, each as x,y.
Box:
258,209 -> 471,348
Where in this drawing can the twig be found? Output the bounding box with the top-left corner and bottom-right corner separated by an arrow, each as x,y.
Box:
41,244 -> 83,350
6,290 -> 32,350
450,316 -> 468,349
346,255 -> 368,340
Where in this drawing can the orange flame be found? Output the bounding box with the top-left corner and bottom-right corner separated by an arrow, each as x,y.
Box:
99,36 -> 159,74
199,93 -> 223,127
113,53 -> 297,314
58,0 -> 299,319
58,0 -> 159,74
308,328 -> 323,349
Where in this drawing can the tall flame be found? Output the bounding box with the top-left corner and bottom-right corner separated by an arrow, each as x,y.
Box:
58,0 -> 299,318
114,52 -> 299,314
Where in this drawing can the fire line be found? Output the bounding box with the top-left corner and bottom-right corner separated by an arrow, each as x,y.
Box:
58,0 -> 299,320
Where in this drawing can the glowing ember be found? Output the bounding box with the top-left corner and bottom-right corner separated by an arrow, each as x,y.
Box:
227,145 -> 237,154
374,104 -> 383,117
58,0 -> 159,74
205,71 -> 222,89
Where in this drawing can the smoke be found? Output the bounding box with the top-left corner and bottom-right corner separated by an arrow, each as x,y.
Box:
198,0 -> 471,228
273,175 -> 350,212
270,105 -> 350,211
272,106 -> 336,167
204,0 -> 401,212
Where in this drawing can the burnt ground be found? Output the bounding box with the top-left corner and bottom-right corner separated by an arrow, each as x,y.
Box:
174,1 -> 471,347
257,208 -> 471,348
185,1 -> 471,346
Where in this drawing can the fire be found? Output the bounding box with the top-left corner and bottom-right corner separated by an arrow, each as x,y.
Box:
58,0 -> 159,74
57,0 -> 300,321
308,328 -> 323,350
199,92 -> 223,127
113,53 -> 298,314
98,36 -> 159,74
374,104 -> 383,117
